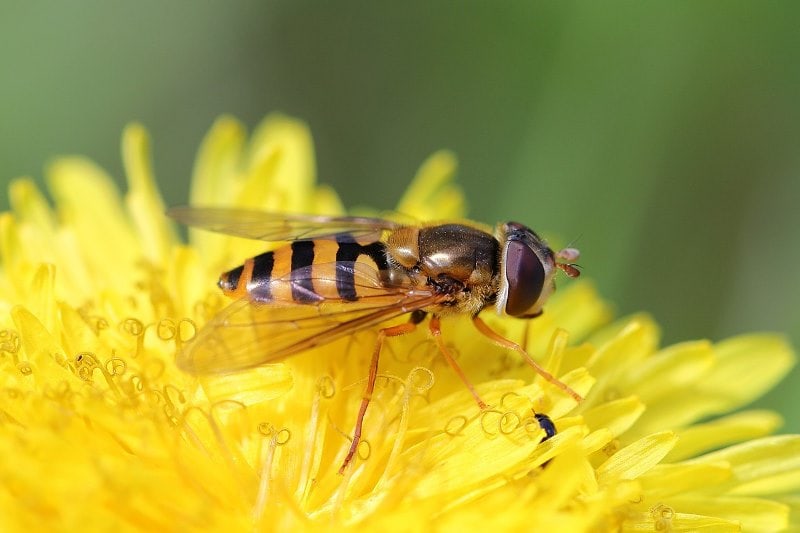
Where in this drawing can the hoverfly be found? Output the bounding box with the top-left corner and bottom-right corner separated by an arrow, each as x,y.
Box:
168,207 -> 582,473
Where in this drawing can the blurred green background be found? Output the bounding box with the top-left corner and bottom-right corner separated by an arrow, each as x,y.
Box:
1,2 -> 798,429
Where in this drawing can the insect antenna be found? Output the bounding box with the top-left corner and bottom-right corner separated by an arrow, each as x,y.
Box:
555,246 -> 581,278
556,262 -> 582,278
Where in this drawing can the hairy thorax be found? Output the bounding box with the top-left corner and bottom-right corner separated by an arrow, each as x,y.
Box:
386,224 -> 501,316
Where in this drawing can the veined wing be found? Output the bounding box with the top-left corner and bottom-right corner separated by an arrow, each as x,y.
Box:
178,292 -> 440,375
167,206 -> 402,242
178,261 -> 438,374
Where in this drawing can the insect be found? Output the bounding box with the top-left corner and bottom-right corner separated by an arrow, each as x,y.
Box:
534,411 -> 557,442
168,207 -> 582,473
532,411 -> 557,467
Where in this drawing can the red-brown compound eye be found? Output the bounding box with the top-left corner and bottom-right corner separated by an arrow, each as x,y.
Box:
503,240 -> 545,317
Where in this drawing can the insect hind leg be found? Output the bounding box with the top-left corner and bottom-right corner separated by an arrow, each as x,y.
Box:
339,320 -> 417,474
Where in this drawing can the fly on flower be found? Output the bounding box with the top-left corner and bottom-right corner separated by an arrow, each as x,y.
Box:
168,207 -> 582,472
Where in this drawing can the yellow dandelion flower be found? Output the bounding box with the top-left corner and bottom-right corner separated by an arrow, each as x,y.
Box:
1,114 -> 798,532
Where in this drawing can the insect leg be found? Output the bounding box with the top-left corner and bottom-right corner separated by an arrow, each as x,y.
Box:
339,320 -> 417,474
472,316 -> 583,402
429,315 -> 488,410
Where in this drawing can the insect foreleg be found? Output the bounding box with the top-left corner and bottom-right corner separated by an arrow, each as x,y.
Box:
471,316 -> 583,402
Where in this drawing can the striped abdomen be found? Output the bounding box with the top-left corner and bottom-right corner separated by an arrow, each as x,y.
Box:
218,237 -> 391,303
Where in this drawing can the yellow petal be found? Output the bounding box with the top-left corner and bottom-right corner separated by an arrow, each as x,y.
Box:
190,115 -> 247,206
639,462 -> 732,500
200,365 -> 293,406
188,116 -> 248,266
622,509 -> 742,532
665,410 -> 784,462
9,178 -> 56,236
697,334 -> 795,410
690,435 -> 800,496
582,395 -> 646,438
58,302 -> 105,364
587,312 -> 660,353
241,113 -> 317,213
29,263 -> 57,332
596,431 -> 678,485
168,244 -> 216,320
585,316 -> 661,405
620,340 -> 715,405
408,424 -> 583,500
5,180 -> 58,273
122,123 -> 177,264
396,150 -> 465,221
11,305 -> 71,386
666,495 -> 789,532
545,280 -> 613,346
534,443 -> 598,511
635,336 -> 796,439
47,157 -> 139,289
0,213 -> 18,270
312,184 -> 346,216
780,495 -> 800,530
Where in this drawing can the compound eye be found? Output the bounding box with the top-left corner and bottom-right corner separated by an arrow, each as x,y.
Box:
504,240 -> 545,317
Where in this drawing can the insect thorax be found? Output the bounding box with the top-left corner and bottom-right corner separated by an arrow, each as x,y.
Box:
388,224 -> 501,316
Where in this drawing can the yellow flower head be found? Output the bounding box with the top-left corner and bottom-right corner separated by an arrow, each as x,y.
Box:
1,115 -> 798,531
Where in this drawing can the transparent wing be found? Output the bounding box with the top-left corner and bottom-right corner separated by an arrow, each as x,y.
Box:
178,293 -> 440,375
167,206 -> 402,242
177,261 -> 439,374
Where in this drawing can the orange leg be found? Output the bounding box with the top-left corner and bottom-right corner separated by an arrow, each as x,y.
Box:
430,315 -> 488,410
472,316 -> 583,402
340,321 -> 417,474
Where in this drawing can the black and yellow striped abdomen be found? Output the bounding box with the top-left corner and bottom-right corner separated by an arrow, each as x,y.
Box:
219,236 -> 391,303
